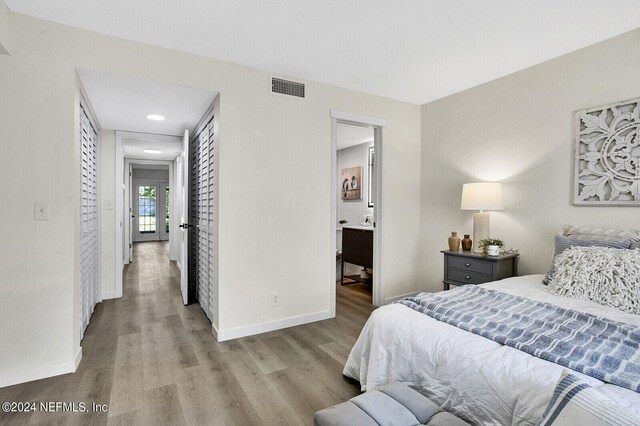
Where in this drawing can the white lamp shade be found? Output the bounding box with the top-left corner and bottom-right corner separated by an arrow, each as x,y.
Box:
460,183 -> 504,211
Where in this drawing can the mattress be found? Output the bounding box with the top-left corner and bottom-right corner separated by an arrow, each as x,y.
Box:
343,275 -> 640,425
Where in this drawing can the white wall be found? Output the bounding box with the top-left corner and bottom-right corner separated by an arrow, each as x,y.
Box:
0,0 -> 11,55
420,27 -> 640,292
131,167 -> 169,181
0,12 -> 421,382
100,129 -> 116,298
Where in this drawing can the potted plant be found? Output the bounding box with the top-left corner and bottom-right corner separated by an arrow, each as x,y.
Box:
479,238 -> 504,258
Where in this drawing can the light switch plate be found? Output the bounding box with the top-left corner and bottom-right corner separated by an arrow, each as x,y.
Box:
34,201 -> 50,221
104,200 -> 114,210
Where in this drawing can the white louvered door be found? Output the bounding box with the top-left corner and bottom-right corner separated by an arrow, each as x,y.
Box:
189,117 -> 215,322
80,99 -> 100,338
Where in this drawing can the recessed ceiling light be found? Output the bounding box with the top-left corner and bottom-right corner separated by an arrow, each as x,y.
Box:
143,149 -> 163,154
146,114 -> 165,121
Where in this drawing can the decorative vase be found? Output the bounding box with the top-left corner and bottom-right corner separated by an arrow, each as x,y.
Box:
448,232 -> 461,252
462,234 -> 472,251
487,245 -> 500,256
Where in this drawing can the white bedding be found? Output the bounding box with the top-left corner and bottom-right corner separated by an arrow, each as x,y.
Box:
343,275 -> 640,425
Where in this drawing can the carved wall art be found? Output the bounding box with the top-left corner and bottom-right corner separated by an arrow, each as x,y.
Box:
575,98 -> 640,206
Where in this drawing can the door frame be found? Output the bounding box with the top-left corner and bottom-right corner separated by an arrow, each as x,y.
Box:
115,130 -> 180,298
330,109 -> 386,313
131,179 -> 169,242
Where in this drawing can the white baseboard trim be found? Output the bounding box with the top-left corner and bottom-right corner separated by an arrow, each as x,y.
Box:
102,291 -> 119,300
0,348 -> 82,388
384,291 -> 420,305
212,322 -> 220,341
214,310 -> 333,342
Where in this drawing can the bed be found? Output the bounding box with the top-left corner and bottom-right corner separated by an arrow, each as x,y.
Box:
343,274 -> 640,425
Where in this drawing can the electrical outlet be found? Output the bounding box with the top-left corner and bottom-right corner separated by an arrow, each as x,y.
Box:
271,292 -> 281,307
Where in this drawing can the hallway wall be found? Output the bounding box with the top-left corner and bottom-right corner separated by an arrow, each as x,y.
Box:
0,12 -> 421,384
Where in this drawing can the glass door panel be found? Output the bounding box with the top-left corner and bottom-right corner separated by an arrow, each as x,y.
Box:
138,185 -> 157,234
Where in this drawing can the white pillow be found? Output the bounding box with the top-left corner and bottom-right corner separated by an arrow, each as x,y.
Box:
537,371 -> 639,426
548,246 -> 640,314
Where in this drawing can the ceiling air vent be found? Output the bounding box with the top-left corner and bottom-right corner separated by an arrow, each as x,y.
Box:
271,77 -> 306,99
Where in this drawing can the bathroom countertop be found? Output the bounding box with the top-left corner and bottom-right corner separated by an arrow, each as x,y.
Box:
341,225 -> 374,231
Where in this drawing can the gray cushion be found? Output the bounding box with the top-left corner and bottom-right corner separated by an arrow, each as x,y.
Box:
314,400 -> 379,426
378,382 -> 441,424
542,235 -> 631,284
314,383 -> 469,426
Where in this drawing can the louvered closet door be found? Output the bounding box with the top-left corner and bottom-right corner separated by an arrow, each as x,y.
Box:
189,117 -> 215,322
206,122 -> 217,319
80,101 -> 100,338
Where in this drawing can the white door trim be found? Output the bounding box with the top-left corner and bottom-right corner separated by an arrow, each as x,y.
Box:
330,109 -> 386,312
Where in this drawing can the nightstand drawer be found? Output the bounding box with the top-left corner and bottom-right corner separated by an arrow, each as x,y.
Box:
448,256 -> 493,274
447,269 -> 492,285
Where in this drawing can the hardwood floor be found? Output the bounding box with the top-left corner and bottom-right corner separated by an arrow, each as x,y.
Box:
0,241 -> 375,425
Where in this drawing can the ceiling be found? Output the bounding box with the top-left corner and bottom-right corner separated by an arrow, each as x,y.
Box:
123,135 -> 182,161
337,123 -> 373,150
77,69 -> 217,135
8,1 -> 640,104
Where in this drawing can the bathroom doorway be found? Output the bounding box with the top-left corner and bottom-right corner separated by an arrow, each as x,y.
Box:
331,110 -> 385,313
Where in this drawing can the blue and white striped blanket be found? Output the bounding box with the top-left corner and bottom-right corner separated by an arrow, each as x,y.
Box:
398,285 -> 640,392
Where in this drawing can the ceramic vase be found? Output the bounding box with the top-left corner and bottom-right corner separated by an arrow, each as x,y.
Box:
462,234 -> 472,251
448,232 -> 461,252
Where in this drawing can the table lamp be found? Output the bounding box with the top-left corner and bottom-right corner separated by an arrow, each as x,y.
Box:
460,182 -> 503,253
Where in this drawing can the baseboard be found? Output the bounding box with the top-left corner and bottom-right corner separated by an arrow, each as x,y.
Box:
102,291 -> 119,300
384,291 -> 420,305
0,347 -> 82,388
73,347 -> 82,370
215,310 -> 332,342
212,322 -> 220,341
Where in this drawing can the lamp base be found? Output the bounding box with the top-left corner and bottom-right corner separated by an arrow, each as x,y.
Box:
473,213 -> 490,253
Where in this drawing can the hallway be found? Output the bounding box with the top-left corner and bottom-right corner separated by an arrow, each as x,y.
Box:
0,242 -> 374,425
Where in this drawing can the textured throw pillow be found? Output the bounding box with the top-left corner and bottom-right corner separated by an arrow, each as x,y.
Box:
547,246 -> 640,314
542,235 -> 631,285
563,225 -> 640,243
537,371 -> 639,426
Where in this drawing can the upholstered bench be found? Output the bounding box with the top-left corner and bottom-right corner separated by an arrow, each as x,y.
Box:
314,383 -> 469,426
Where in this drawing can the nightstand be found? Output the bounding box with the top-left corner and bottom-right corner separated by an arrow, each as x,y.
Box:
441,250 -> 518,291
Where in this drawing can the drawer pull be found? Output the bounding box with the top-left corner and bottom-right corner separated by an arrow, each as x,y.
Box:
465,276 -> 471,280
465,263 -> 471,267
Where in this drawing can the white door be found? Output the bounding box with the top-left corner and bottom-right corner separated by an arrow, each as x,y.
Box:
193,125 -> 212,321
159,183 -> 170,241
179,129 -> 190,305
79,98 -> 100,338
128,163 -> 133,262
132,181 -> 160,242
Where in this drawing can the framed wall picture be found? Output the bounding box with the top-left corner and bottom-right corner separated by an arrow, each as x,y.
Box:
341,166 -> 362,200
574,97 -> 640,205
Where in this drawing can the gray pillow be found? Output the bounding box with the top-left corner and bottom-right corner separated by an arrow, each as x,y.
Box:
542,235 -> 631,284
563,225 -> 640,243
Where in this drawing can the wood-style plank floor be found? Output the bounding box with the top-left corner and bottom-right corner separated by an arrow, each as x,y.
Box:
0,241 -> 375,425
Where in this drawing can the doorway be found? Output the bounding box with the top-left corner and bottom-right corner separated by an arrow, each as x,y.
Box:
131,165 -> 170,242
331,110 -> 386,314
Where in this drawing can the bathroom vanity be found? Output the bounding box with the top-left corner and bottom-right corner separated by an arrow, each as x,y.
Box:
341,225 -> 373,285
